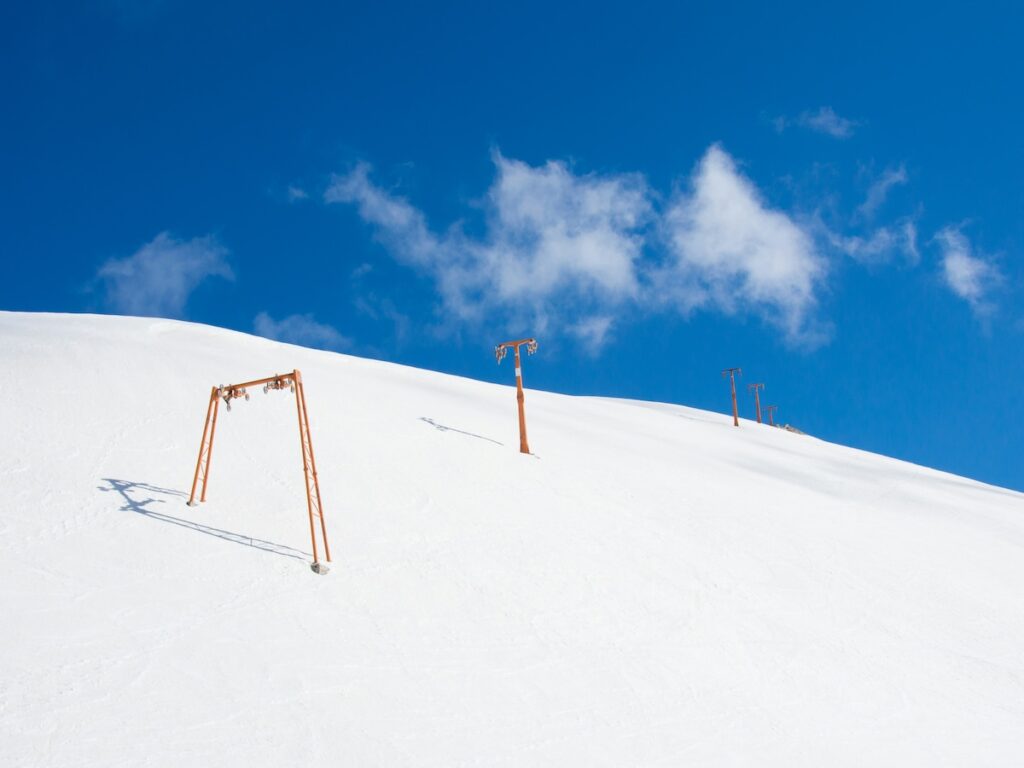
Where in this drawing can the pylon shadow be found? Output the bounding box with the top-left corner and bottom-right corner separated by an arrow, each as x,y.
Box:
98,478 -> 310,561
419,417 -> 504,445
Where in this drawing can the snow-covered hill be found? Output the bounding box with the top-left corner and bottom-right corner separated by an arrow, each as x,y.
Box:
1,311 -> 1022,766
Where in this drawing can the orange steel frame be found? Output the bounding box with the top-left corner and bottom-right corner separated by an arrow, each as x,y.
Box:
495,338 -> 538,454
747,382 -> 765,424
187,369 -> 331,573
765,404 -> 778,427
722,367 -> 742,427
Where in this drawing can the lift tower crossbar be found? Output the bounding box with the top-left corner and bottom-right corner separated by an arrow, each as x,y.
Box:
187,369 -> 332,574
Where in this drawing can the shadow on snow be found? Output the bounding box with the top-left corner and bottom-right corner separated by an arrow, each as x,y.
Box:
98,478 -> 310,561
419,417 -> 503,446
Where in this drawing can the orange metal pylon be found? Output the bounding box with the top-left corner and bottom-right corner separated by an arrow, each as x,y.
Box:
187,369 -> 331,574
747,382 -> 765,424
765,404 -> 778,427
722,367 -> 742,427
495,338 -> 538,454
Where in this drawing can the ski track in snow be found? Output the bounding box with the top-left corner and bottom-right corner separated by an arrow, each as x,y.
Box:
1,311 -> 1023,767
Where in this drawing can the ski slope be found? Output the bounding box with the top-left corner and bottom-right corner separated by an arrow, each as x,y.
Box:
1,311 -> 1022,767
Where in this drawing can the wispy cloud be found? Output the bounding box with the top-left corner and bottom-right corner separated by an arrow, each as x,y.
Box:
325,162 -> 449,270
935,227 -> 1002,316
286,185 -> 309,202
253,312 -> 351,351
568,315 -> 615,349
658,145 -> 830,347
903,220 -> 921,265
350,262 -> 373,280
774,107 -> 859,139
828,218 -> 919,266
857,165 -> 907,219
95,232 -> 233,318
328,146 -> 834,349
353,294 -> 410,343
326,153 -> 651,345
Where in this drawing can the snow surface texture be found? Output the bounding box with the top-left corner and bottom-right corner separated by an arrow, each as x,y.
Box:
1,311 -> 1022,766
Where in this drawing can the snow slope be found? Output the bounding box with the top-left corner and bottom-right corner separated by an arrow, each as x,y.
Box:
1,311 -> 1022,767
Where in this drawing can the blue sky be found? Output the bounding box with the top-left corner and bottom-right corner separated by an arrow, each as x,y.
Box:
2,1 -> 1022,490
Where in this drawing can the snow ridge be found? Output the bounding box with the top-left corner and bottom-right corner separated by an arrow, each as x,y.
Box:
1,311 -> 1022,767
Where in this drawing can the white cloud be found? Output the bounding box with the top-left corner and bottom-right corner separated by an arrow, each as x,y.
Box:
329,147 -> 840,349
775,107 -> 858,139
902,220 -> 920,265
814,164 -> 916,268
568,315 -> 615,349
326,154 -> 651,347
287,185 -> 309,202
325,162 -> 444,269
485,153 -> 649,304
96,232 -> 233,318
350,262 -> 373,279
802,107 -> 857,138
857,165 -> 907,219
935,227 -> 1001,316
659,145 -> 830,346
253,312 -> 351,351
828,218 -> 919,266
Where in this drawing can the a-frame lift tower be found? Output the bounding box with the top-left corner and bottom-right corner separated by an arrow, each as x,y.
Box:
187,369 -> 331,573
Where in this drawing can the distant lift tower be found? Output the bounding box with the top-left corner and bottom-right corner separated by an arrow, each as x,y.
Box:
187,369 -> 332,574
747,382 -> 765,424
765,404 -> 779,427
495,338 -> 538,454
722,367 -> 742,427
